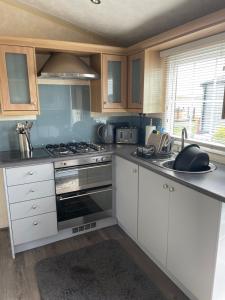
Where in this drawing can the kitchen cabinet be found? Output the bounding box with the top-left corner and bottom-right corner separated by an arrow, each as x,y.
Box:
4,163 -> 57,257
115,156 -> 223,300
0,45 -> 39,115
90,54 -> 127,112
114,156 -> 138,240
128,52 -> 144,109
167,180 -> 221,300
138,165 -> 220,300
102,54 -> 127,109
138,166 -> 170,267
90,50 -> 164,113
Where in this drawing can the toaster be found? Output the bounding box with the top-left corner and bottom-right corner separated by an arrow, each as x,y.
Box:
116,127 -> 138,144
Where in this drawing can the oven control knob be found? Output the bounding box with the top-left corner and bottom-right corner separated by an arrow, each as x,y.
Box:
101,157 -> 105,162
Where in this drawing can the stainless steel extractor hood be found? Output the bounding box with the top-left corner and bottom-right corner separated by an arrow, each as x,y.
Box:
39,53 -> 99,80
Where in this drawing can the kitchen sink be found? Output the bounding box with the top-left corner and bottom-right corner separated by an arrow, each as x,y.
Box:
160,159 -> 216,174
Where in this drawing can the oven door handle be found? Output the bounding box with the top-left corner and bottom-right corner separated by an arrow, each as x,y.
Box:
55,162 -> 112,175
58,187 -> 112,201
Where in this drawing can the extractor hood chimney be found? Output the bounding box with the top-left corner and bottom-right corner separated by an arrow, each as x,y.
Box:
39,53 -> 99,80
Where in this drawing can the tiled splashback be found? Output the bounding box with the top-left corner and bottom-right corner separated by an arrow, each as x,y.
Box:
0,85 -> 161,151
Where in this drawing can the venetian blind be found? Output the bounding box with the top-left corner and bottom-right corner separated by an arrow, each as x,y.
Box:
163,39 -> 225,147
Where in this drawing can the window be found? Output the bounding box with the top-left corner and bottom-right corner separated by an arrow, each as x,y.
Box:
164,40 -> 225,147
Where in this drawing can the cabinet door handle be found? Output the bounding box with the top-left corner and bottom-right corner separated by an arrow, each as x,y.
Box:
169,187 -> 175,192
29,189 -> 35,193
33,221 -> 38,226
28,171 -> 34,175
32,204 -> 37,209
163,184 -> 169,189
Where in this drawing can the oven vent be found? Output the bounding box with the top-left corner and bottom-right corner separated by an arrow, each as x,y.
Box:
72,222 -> 96,234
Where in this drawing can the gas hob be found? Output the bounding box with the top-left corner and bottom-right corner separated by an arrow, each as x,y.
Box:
46,142 -> 106,157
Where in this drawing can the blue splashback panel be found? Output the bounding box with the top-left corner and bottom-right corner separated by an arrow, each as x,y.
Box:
0,85 -> 161,151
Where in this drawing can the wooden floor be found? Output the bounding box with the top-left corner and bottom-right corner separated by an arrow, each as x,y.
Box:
0,225 -> 189,300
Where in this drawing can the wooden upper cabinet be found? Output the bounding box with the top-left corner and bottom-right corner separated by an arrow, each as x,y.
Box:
90,53 -> 127,112
0,45 -> 39,114
128,52 -> 144,109
102,54 -> 127,109
90,50 -> 164,113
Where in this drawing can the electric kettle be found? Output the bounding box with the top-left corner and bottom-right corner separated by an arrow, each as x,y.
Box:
97,123 -> 115,144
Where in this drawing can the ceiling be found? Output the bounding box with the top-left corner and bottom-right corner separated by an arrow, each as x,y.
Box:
15,0 -> 225,46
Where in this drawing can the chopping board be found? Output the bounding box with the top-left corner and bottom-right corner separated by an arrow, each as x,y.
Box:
147,132 -> 169,152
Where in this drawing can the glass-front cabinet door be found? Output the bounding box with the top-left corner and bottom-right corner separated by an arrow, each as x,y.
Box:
0,45 -> 38,113
102,54 -> 127,109
128,52 -> 144,109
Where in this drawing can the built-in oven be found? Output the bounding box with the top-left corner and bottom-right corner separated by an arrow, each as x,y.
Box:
54,155 -> 112,230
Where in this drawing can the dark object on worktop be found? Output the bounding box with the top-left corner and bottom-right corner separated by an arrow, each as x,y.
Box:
135,145 -> 173,160
35,240 -> 166,300
174,144 -> 209,172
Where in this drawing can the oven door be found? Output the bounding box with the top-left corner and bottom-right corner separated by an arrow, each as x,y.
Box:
56,185 -> 112,230
55,162 -> 112,194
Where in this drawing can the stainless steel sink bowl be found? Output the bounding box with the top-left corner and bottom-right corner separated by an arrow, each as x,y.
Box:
160,159 -> 216,174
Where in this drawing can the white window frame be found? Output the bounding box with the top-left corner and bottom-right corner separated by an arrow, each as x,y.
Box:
161,32 -> 225,153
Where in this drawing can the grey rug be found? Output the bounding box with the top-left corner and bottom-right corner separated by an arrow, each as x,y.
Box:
35,239 -> 166,300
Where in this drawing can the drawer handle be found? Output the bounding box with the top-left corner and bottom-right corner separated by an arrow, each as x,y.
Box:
28,171 -> 34,175
29,189 -> 35,193
33,221 -> 39,226
32,204 -> 37,209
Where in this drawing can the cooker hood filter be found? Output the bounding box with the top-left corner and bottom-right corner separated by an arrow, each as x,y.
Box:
39,53 -> 99,80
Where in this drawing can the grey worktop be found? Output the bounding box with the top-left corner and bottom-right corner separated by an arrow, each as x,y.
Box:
1,144 -> 225,203
0,147 -> 115,168
114,145 -> 225,203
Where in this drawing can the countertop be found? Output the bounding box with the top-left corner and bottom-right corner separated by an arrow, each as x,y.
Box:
0,145 -> 225,203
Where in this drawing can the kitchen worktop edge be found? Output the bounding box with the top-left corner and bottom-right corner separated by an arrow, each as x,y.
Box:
1,145 -> 225,203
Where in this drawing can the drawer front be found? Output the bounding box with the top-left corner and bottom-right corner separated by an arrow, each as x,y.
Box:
8,180 -> 55,204
12,212 -> 58,245
10,196 -> 56,220
6,163 -> 54,186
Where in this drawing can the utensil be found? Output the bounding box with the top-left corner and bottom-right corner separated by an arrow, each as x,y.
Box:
16,121 -> 33,154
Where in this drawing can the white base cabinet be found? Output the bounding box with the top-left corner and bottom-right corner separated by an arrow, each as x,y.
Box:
138,166 -> 169,267
115,156 -> 224,300
12,212 -> 58,245
115,156 -> 138,240
4,163 -> 58,258
167,181 -> 221,300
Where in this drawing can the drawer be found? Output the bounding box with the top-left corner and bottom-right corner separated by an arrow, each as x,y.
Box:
12,212 -> 58,245
6,163 -> 54,186
8,180 -> 55,204
10,196 -> 56,220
